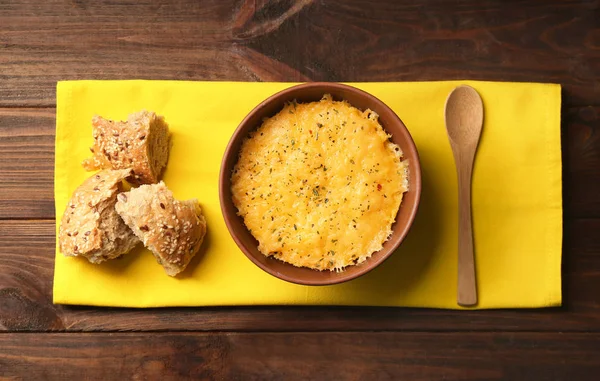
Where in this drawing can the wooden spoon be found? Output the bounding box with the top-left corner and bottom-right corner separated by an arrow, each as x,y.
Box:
445,85 -> 484,307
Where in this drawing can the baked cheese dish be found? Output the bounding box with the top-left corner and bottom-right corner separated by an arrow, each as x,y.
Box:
231,95 -> 408,271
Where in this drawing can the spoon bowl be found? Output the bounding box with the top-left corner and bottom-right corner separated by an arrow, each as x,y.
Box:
446,86 -> 484,146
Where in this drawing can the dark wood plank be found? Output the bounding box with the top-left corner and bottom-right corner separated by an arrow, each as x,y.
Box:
564,106 -> 600,218
0,109 -> 55,219
1,0 -> 599,107
0,0 -> 310,107
2,106 -> 599,219
1,0 -> 598,377
249,0 -> 600,109
1,219 -> 599,332
1,332 -> 600,380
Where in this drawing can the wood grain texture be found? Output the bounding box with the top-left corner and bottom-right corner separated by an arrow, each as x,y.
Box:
0,0 -> 311,106
0,109 -> 55,219
2,106 -> 600,219
1,219 -> 599,332
2,0 -> 600,377
564,106 -> 600,217
1,0 -> 600,106
1,332 -> 600,380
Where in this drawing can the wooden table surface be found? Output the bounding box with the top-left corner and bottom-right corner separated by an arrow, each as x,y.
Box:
1,0 -> 600,379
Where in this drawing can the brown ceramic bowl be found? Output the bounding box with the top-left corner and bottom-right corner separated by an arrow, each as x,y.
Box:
219,82 -> 421,285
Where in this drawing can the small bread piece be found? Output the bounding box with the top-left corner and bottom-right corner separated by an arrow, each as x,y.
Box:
82,110 -> 170,185
115,182 -> 207,276
59,169 -> 140,263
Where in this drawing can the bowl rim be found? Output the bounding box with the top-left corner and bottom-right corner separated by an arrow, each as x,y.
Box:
219,82 -> 422,285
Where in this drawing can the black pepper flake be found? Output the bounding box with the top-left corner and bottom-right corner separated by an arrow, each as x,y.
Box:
140,225 -> 149,232
139,135 -> 146,140
160,203 -> 165,209
294,224 -> 297,230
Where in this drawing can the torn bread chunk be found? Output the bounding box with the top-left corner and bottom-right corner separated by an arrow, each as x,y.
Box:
115,182 -> 207,276
59,169 -> 140,263
82,110 -> 170,185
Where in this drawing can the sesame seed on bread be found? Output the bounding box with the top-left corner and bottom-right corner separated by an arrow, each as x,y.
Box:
58,169 -> 140,263
82,110 -> 170,185
115,182 -> 207,276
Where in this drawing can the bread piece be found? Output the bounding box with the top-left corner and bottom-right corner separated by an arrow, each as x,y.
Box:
59,169 -> 140,263
82,110 -> 170,185
115,182 -> 207,276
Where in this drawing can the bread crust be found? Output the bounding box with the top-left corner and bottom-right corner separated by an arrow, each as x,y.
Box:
59,169 -> 140,263
82,110 -> 170,185
115,182 -> 207,276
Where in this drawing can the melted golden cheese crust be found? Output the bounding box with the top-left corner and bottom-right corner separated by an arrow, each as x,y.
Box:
231,95 -> 407,271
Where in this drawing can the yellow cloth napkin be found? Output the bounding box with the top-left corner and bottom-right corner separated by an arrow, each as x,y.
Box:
53,80 -> 562,309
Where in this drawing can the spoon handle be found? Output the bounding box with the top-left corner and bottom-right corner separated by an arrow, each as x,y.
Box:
456,156 -> 477,306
